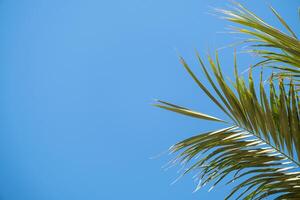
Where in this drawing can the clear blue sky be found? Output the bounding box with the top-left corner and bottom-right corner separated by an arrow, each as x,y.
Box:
0,0 -> 299,199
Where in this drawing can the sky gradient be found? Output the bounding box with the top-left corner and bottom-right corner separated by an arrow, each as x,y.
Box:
0,0 -> 299,199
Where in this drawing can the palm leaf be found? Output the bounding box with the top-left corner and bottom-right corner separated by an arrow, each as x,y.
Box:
218,3 -> 300,82
156,54 -> 300,199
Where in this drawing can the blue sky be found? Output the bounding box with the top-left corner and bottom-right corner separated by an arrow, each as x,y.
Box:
0,0 -> 299,199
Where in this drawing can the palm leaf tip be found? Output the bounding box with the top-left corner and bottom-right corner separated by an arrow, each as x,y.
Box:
153,100 -> 225,122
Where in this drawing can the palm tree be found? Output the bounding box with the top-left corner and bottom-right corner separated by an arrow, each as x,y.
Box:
155,3 -> 300,199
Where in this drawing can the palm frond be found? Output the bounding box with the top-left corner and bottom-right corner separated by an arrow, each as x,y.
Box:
218,3 -> 300,82
156,54 -> 300,199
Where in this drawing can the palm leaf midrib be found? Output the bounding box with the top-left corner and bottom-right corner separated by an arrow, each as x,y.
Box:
233,123 -> 300,168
